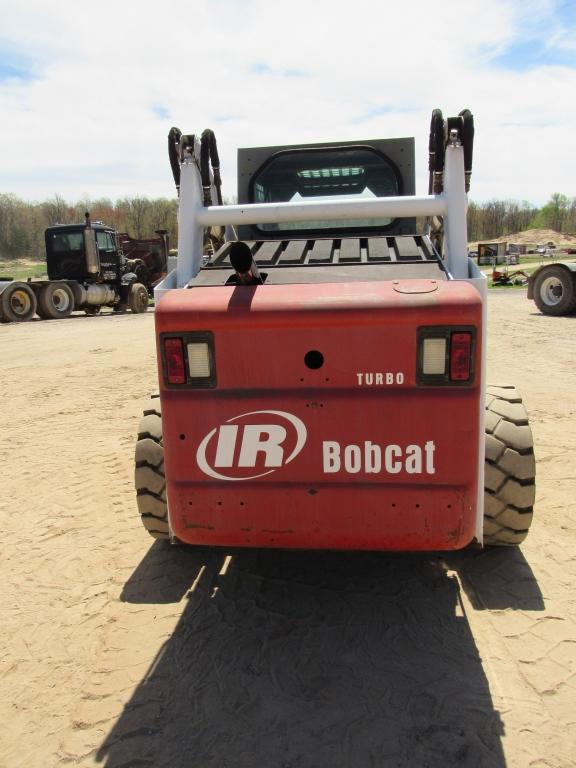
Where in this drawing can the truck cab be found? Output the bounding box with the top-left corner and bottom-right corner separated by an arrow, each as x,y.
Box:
45,222 -> 123,283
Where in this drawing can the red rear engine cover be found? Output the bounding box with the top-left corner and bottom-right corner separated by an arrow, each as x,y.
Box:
155,279 -> 482,550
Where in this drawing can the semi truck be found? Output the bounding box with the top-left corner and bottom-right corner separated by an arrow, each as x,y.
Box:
135,114 -> 536,550
0,216 -> 170,322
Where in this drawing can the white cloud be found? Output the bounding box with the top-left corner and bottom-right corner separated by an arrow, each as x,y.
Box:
0,0 -> 574,205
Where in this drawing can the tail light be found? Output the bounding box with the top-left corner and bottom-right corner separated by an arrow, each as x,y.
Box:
161,332 -> 216,388
187,342 -> 211,378
164,338 -> 186,384
450,332 -> 472,381
422,337 -> 447,375
418,327 -> 475,385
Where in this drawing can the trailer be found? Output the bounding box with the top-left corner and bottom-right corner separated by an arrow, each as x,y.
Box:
0,217 -> 170,322
477,242 -> 507,266
135,113 -> 536,550
528,260 -> 576,315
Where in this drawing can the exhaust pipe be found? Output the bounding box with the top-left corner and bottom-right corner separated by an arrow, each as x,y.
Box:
229,242 -> 262,285
83,211 -> 100,275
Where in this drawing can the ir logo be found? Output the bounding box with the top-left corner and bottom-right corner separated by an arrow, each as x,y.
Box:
196,410 -> 307,481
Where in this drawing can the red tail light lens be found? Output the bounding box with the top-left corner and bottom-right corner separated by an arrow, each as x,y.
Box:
160,332 -> 216,388
418,326 -> 476,386
164,337 -> 186,384
450,332 -> 472,381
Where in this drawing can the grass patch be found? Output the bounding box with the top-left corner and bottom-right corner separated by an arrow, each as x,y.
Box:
0,260 -> 47,281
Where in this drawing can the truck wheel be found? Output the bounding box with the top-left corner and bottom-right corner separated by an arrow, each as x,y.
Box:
128,283 -> 149,314
37,283 -> 75,319
484,385 -> 536,546
135,398 -> 169,539
0,282 -> 37,322
533,266 -> 576,316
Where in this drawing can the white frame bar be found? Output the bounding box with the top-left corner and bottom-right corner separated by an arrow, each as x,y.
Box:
156,142 -> 469,298
196,195 -> 447,227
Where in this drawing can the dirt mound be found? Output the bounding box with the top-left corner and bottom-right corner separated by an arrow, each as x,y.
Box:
470,228 -> 576,249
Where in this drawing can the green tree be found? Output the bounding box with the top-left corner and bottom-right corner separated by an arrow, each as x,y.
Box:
530,193 -> 571,233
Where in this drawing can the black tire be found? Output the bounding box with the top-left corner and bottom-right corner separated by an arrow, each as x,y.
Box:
135,398 -> 169,539
37,282 -> 75,320
128,282 -> 149,314
533,266 -> 576,316
0,282 -> 37,322
484,385 -> 536,546
84,305 -> 101,316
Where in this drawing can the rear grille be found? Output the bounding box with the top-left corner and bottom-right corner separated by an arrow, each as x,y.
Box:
208,235 -> 439,269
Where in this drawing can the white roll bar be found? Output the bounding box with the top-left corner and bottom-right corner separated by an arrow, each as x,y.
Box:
155,136 -> 470,301
196,195 -> 447,227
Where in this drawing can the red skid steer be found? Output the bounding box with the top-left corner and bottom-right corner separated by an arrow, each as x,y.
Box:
135,114 -> 535,549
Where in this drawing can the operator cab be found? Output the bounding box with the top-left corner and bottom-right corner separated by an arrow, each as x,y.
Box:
237,137 -> 416,241
193,136 -> 446,287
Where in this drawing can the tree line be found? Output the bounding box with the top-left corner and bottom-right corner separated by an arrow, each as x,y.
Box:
467,194 -> 576,241
0,194 -> 178,261
1,192 -> 575,261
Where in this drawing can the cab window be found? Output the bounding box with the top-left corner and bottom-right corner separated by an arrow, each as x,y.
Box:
96,231 -> 115,251
51,232 -> 84,252
251,147 -> 401,233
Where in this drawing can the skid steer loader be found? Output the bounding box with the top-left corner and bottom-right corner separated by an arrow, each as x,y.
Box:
135,112 -> 535,549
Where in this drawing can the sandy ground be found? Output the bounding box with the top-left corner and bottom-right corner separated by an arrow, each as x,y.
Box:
1,293 -> 576,768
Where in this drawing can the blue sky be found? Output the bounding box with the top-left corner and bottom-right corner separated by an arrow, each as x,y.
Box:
0,0 -> 575,206
0,62 -> 33,81
492,1 -> 575,71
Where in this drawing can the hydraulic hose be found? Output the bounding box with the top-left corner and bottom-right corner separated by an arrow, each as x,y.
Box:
427,109 -> 445,257
428,108 -> 445,195
168,127 -> 182,195
459,109 -> 474,192
200,129 -> 223,207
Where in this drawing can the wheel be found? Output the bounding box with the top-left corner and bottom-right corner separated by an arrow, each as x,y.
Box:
135,398 -> 169,539
484,385 -> 536,546
37,282 -> 75,320
84,305 -> 101,316
533,266 -> 576,316
0,282 -> 37,322
128,282 -> 149,314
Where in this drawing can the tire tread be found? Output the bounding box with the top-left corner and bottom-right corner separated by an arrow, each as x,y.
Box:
484,385 -> 535,546
135,403 -> 169,539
